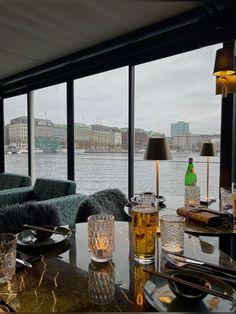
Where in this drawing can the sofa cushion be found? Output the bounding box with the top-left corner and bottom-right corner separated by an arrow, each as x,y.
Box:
0,201 -> 60,234
75,188 -> 130,223
0,173 -> 31,190
33,178 -> 76,201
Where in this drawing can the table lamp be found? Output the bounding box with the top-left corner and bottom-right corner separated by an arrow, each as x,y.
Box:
200,142 -> 217,204
144,137 -> 172,199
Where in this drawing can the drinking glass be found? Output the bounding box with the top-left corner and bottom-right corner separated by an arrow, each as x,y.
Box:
88,261 -> 115,305
88,214 -> 115,262
0,234 -> 17,284
185,186 -> 200,207
160,214 -> 185,252
232,182 -> 236,229
220,187 -> 232,211
138,192 -> 156,207
132,205 -> 158,264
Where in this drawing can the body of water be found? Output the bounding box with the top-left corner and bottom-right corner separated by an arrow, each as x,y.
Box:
5,151 -> 220,199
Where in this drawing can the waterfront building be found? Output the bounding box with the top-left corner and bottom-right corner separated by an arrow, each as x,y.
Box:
53,124 -> 67,147
7,116 -> 28,149
171,134 -> 212,152
211,134 -> 221,152
171,121 -> 190,137
74,123 -> 91,149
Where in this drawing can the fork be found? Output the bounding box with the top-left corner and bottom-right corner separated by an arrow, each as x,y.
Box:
166,254 -> 236,282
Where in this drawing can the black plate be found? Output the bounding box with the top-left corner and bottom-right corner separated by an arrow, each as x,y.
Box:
143,269 -> 236,312
17,227 -> 72,247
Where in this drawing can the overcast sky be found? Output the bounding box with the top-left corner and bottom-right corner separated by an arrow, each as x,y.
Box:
4,43 -> 222,137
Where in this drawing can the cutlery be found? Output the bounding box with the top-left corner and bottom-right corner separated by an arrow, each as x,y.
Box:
165,260 -> 236,285
23,224 -> 63,235
166,253 -> 236,279
143,268 -> 235,302
16,258 -> 32,268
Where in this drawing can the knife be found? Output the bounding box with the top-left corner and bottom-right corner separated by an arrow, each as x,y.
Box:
169,253 -> 236,277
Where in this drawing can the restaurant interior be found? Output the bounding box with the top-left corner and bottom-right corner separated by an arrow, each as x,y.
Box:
0,0 -> 236,312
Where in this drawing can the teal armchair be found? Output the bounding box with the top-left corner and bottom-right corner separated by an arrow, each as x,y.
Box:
0,178 -> 86,225
0,173 -> 31,190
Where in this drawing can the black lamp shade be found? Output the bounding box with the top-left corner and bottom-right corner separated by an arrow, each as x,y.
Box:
213,47 -> 235,77
200,143 -> 216,157
144,138 -> 172,160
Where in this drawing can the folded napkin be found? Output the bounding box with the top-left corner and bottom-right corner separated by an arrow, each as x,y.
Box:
177,207 -> 232,227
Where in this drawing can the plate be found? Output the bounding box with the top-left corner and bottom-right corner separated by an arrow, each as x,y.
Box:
131,195 -> 166,205
17,227 -> 72,247
143,269 -> 236,312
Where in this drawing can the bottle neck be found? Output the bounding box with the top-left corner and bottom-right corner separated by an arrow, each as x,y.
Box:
188,162 -> 194,169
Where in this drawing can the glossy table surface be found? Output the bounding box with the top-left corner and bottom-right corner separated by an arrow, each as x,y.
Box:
0,222 -> 236,312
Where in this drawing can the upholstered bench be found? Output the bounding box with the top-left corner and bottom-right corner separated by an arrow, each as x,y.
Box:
0,178 -> 86,225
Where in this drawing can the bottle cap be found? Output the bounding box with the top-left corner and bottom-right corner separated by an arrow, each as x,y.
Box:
189,158 -> 193,163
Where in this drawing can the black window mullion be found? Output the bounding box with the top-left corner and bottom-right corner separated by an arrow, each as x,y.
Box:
0,97 -> 4,173
128,65 -> 135,199
67,80 -> 75,181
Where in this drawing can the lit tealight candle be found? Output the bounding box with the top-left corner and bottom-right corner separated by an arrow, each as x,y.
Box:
95,236 -> 108,251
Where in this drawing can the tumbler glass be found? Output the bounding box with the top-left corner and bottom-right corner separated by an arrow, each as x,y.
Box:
232,182 -> 236,229
160,214 -> 185,253
0,234 -> 17,284
220,187 -> 232,211
185,186 -> 200,207
88,214 -> 115,262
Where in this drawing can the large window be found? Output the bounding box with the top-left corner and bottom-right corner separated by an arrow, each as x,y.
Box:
134,44 -> 221,200
74,67 -> 128,195
34,83 -> 67,180
4,95 -> 28,175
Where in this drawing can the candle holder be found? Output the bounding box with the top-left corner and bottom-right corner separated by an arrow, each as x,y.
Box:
88,214 -> 115,262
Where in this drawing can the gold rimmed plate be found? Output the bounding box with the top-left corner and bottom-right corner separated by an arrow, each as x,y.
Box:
17,226 -> 72,247
143,269 -> 236,312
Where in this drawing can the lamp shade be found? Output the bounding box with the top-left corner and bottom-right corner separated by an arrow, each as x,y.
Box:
213,47 -> 235,77
200,143 -> 216,157
144,138 -> 172,160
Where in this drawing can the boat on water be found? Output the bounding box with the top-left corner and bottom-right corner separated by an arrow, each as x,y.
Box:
84,148 -> 128,153
17,148 -> 44,154
75,148 -> 85,153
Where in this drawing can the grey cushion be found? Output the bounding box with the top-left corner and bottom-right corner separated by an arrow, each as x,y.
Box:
0,201 -> 60,234
75,188 -> 130,223
33,178 -> 76,201
0,173 -> 31,190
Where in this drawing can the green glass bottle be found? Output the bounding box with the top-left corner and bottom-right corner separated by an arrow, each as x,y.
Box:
185,158 -> 197,186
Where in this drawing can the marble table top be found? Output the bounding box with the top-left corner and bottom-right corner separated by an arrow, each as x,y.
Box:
0,222 -> 236,312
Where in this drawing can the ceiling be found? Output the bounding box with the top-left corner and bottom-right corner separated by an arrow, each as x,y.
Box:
0,1 -> 200,81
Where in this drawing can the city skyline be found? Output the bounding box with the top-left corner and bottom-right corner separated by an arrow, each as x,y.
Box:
4,43 -> 222,137
5,114 -> 220,139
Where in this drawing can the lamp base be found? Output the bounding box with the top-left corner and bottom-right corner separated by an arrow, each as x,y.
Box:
200,197 -> 216,205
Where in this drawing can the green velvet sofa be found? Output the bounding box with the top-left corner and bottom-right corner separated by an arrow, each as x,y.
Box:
0,178 -> 86,225
0,173 -> 31,190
